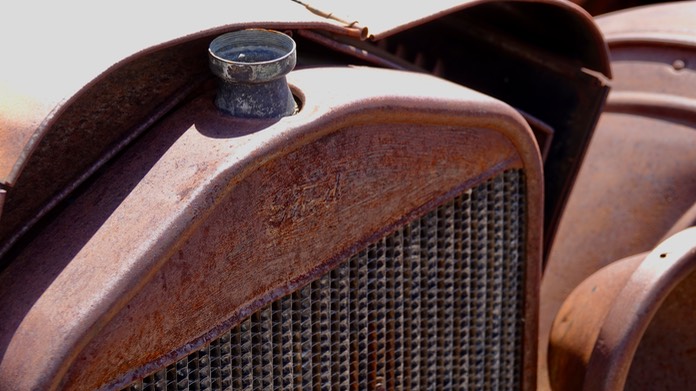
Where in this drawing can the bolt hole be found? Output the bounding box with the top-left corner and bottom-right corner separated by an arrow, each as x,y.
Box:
660,253 -> 668,258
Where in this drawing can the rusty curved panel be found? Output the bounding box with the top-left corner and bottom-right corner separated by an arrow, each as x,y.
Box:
548,227 -> 696,391
624,243 -> 696,390
540,111 -> 696,390
0,2 -> 361,185
606,91 -> 696,124
607,48 -> 696,118
0,0 -> 609,269
598,1 -> 696,48
0,0 -> 608,188
324,0 -> 611,74
0,67 -> 543,390
540,3 -> 696,389
0,21 -> 362,260
543,112 -> 696,299
349,1 -> 611,258
547,252 -> 646,391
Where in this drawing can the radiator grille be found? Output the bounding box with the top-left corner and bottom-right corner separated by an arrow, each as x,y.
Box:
123,169 -> 525,390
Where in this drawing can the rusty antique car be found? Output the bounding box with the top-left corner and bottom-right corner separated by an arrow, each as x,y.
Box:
0,1 -> 694,390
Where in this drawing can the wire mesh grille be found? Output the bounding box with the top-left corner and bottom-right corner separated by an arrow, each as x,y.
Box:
123,169 -> 525,391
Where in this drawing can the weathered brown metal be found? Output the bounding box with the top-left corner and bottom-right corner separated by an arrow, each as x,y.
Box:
351,0 -> 612,258
0,1 -> 612,389
0,7 -> 364,262
0,0 -> 611,266
0,3 -> 361,185
597,1 -> 696,47
297,30 -> 554,164
539,3 -> 696,389
548,227 -> 696,391
0,66 -> 543,390
548,252 -> 647,391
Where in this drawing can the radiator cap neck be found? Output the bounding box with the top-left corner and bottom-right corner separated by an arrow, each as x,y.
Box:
209,29 -> 297,119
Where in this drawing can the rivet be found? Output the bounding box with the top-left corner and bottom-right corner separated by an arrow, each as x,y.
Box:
672,59 -> 686,71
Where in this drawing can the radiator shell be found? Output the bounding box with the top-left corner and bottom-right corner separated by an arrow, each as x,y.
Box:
124,169 -> 526,390
0,67 -> 542,390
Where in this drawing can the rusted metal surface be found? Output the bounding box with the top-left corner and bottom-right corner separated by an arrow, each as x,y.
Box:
0,66 -> 543,390
209,30 -> 298,118
0,0 -> 609,270
345,1 -> 611,258
539,3 -> 696,389
540,115 -> 696,391
624,251 -> 696,390
597,1 -> 696,47
548,252 -> 646,391
0,6 -> 365,261
0,1 -> 609,388
606,91 -> 696,125
0,41 -> 210,263
121,169 -> 527,389
541,113 -> 696,355
548,227 -> 696,391
606,46 -> 696,127
0,2 -> 361,184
